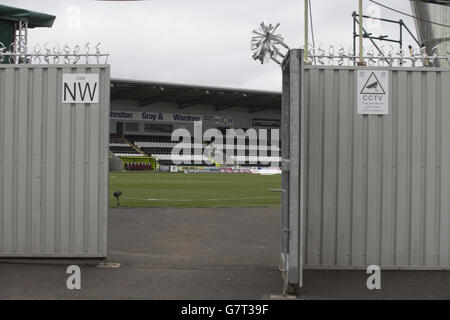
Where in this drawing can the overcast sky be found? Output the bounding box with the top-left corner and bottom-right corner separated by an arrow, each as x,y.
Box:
3,0 -> 419,91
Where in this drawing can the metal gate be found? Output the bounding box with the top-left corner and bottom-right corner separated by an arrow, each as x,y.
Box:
281,48 -> 450,291
0,64 -> 110,258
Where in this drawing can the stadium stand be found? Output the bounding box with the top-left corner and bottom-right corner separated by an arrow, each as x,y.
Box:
122,134 -> 281,167
110,80 -> 282,169
109,134 -> 144,157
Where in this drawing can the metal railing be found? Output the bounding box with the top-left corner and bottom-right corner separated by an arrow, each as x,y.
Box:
0,42 -> 109,64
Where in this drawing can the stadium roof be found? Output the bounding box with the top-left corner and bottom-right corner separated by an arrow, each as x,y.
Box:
111,79 -> 282,113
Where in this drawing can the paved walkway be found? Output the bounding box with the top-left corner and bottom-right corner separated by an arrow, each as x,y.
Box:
0,207 -> 449,299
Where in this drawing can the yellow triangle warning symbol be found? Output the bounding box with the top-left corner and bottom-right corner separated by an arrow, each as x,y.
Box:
360,72 -> 386,95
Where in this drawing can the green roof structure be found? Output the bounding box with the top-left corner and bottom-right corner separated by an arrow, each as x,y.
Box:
0,4 -> 55,28
0,4 -> 55,63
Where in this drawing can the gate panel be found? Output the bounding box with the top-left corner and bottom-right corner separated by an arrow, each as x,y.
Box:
0,64 -> 110,258
282,49 -> 450,290
302,64 -> 450,270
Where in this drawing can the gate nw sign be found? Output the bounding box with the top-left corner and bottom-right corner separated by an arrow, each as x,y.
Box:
357,70 -> 389,115
62,74 -> 99,104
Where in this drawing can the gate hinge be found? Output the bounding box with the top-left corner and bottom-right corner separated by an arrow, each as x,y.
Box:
281,159 -> 290,171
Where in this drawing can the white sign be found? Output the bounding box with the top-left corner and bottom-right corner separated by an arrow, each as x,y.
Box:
62,74 -> 99,104
109,111 -> 234,126
357,70 -> 389,115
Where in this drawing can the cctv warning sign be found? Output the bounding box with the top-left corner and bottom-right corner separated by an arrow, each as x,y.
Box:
357,70 -> 389,115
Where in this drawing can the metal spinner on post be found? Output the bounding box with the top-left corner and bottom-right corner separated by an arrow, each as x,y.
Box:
251,21 -> 290,65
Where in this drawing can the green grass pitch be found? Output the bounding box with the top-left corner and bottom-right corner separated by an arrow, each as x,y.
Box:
109,172 -> 282,208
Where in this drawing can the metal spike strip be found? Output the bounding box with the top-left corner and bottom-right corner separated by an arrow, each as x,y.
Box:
0,42 -> 109,64
305,44 -> 449,67
251,21 -> 449,67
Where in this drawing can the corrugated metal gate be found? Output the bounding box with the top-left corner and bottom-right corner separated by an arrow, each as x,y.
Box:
282,49 -> 450,290
0,64 -> 110,258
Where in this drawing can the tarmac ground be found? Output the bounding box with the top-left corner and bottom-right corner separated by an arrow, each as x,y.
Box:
0,207 -> 449,300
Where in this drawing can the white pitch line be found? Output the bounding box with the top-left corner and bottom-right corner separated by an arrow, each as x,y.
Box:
121,196 -> 280,202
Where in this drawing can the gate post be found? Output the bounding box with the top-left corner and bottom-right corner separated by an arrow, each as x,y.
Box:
280,49 -> 304,293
